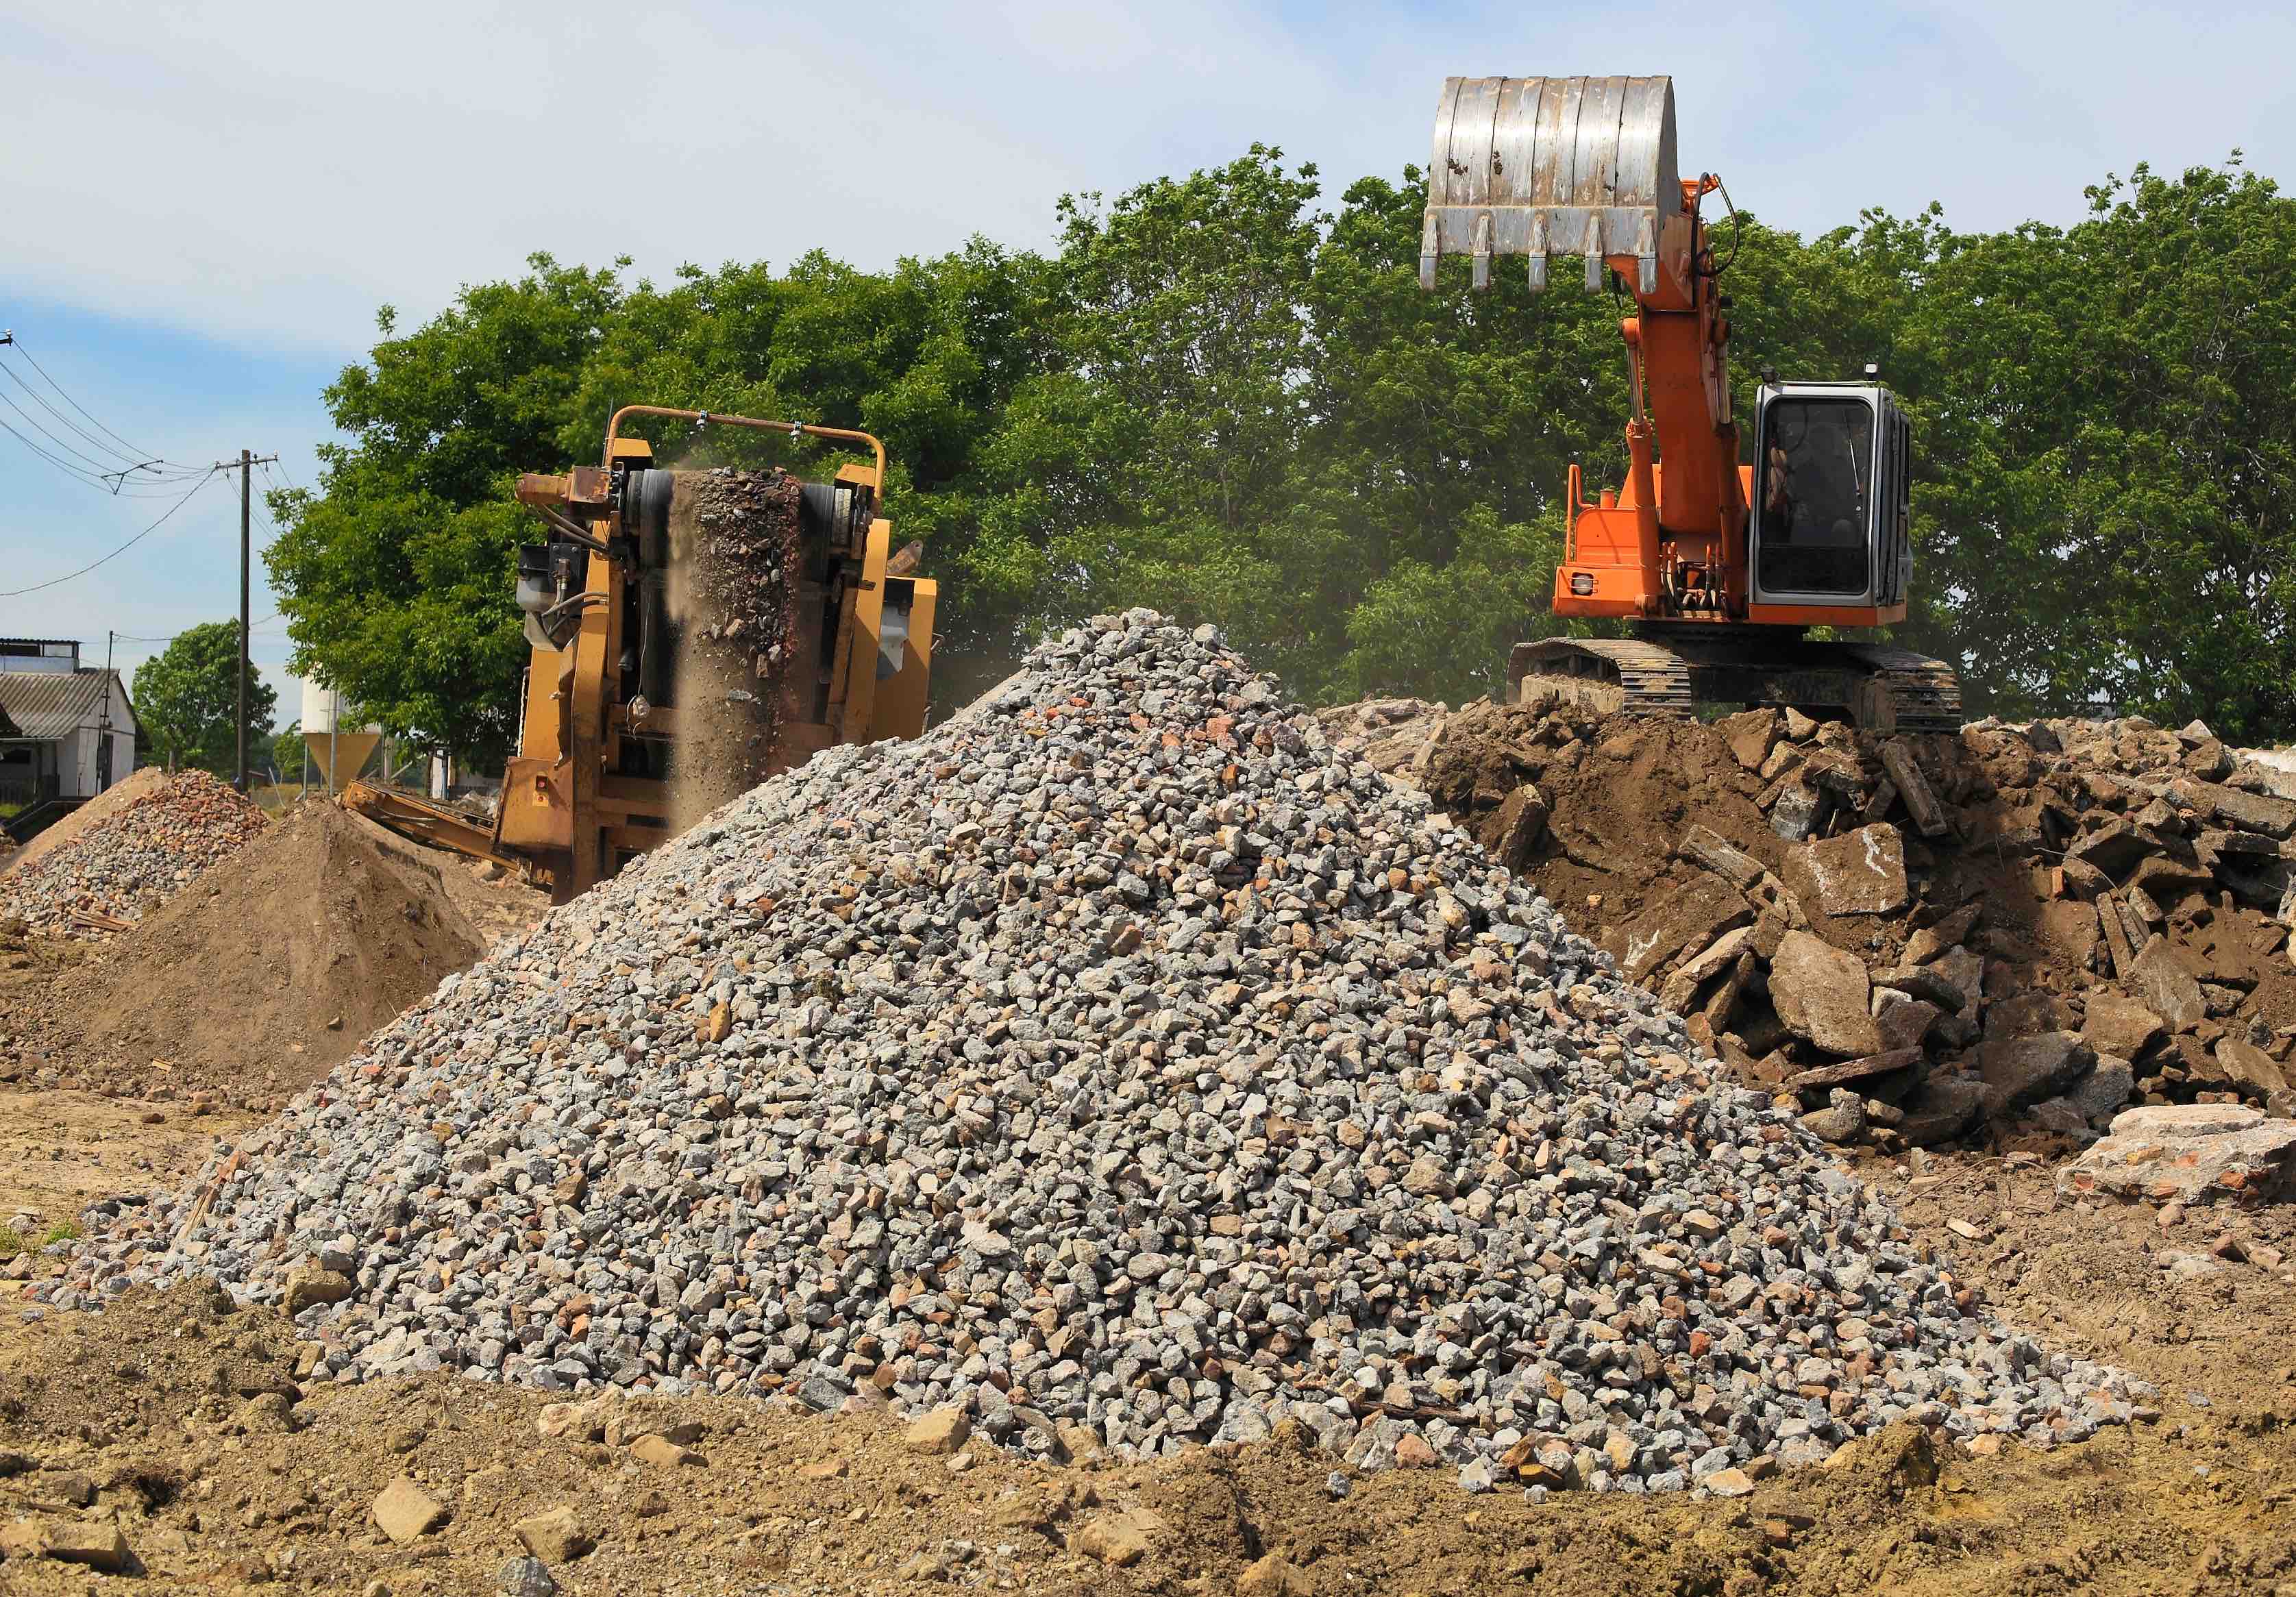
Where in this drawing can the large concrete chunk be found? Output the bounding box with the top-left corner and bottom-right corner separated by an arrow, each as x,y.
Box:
1931,945 -> 1985,1025
1786,824 -> 1909,917
1677,824 -> 1766,891
2065,1055 -> 2135,1126
2058,1104 -> 2296,1205
1874,993 -> 1942,1052
1768,931 -> 1882,1057
1877,741 -> 1950,837
1659,925 -> 1755,1013
2188,781 -> 2296,839
2129,936 -> 2208,1031
2214,1037 -> 2290,1095
1903,903 -> 1980,965
1873,964 -> 1968,1012
1769,782 -> 1826,843
1897,1076 -> 1987,1146
1977,1031 -> 2095,1115
1778,1048 -> 1923,1100
2066,819 -> 2156,879
2082,991 -> 2165,1061
1719,708 -> 1781,771
1618,876 -> 1751,982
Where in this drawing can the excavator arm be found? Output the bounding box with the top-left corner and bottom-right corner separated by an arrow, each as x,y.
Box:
1421,75 -> 1749,619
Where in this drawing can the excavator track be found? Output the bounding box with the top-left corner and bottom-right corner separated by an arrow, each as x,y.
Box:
1832,643 -> 1964,733
1509,630 -> 1962,733
1507,638 -> 1694,715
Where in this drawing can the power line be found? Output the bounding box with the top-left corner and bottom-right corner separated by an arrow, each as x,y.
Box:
0,469 -> 214,598
108,612 -> 284,645
0,368 -> 134,473
0,401 -> 212,497
0,332 -> 162,462
0,355 -> 194,475
0,334 -> 210,495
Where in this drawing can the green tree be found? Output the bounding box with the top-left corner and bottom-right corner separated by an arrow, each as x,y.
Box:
272,721 -> 306,783
132,623 -> 277,776
266,153 -> 2296,745
1892,160 -> 2296,735
265,256 -> 628,765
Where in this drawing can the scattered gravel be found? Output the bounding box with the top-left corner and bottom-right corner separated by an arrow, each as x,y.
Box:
51,612 -> 2149,1491
0,769 -> 267,937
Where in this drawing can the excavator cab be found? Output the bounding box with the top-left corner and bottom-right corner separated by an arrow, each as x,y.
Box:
1750,378 -> 1912,610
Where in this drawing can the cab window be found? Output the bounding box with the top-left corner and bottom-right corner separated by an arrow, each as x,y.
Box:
1757,397 -> 1873,596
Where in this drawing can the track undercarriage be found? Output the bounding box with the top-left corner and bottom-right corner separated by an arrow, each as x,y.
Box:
1508,624 -> 1962,732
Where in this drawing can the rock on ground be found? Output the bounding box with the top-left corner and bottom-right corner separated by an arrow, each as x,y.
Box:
2058,1105 -> 2296,1205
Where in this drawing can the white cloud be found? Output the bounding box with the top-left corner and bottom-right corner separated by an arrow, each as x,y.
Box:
5,1 -> 2290,354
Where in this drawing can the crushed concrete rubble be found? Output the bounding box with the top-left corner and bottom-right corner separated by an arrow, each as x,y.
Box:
52,612 -> 2147,1492
0,769 -> 267,938
1322,700 -> 2296,1162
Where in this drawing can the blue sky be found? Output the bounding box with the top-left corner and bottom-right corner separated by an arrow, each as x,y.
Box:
3,0 -> 2291,713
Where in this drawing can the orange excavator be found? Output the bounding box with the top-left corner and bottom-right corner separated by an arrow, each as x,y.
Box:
1420,75 -> 1959,730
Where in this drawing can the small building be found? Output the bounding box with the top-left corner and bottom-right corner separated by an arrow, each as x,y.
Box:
0,639 -> 139,839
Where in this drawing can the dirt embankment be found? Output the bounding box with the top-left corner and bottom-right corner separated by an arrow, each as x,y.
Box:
1325,699 -> 2296,1163
4,803 -> 547,1109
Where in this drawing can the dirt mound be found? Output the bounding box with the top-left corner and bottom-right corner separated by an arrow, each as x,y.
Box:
0,769 -> 267,937
1325,698 -> 2296,1161
32,803 -> 489,1105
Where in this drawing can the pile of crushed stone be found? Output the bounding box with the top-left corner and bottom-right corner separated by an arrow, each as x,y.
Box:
0,769 -> 267,937
51,614 -> 2149,1494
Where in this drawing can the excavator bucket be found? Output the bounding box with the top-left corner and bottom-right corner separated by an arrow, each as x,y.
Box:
1420,75 -> 1681,295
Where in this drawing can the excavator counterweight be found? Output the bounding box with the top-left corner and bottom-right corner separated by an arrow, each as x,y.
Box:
1420,75 -> 1960,732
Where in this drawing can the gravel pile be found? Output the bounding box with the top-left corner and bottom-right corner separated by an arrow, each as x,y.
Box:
0,769 -> 267,937
51,613 -> 2149,1491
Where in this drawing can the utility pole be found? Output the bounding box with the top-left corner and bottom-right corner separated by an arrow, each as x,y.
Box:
98,630 -> 115,793
212,449 -> 277,791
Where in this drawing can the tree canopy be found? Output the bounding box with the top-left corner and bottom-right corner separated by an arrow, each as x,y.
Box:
132,621 -> 277,777
268,149 -> 2296,758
